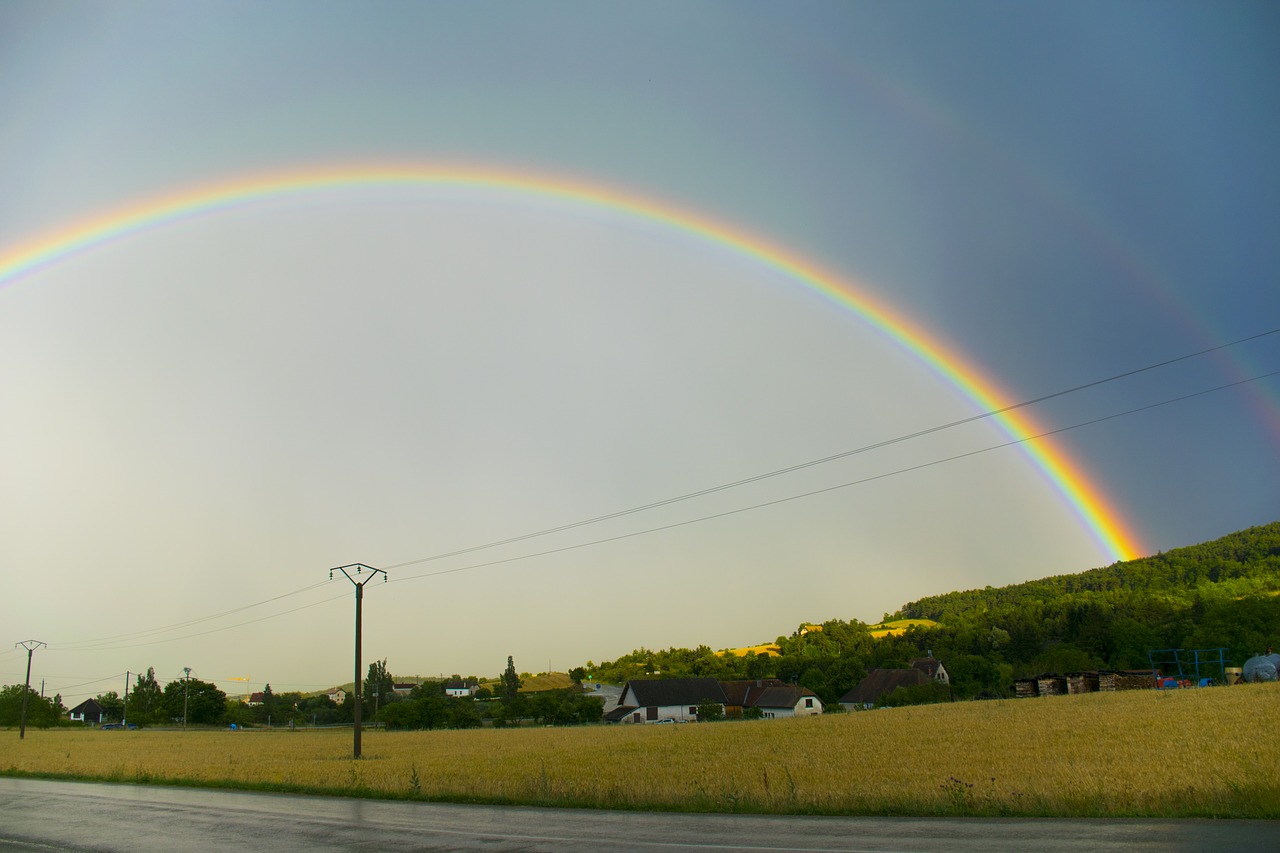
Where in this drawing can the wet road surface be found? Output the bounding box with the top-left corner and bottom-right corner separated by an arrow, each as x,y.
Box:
0,778 -> 1275,852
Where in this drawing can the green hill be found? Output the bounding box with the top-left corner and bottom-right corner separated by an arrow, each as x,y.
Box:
587,522 -> 1280,705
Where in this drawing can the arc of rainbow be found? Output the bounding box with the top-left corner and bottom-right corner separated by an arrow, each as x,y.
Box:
0,164 -> 1142,562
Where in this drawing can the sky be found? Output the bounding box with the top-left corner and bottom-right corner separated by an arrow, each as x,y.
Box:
1,2 -> 1278,703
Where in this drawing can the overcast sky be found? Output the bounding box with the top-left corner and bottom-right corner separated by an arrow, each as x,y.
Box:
2,2 -> 1277,701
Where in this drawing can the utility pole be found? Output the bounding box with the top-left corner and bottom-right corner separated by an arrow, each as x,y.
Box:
330,563 -> 387,759
15,641 -> 46,740
122,671 -> 130,727
182,667 -> 192,730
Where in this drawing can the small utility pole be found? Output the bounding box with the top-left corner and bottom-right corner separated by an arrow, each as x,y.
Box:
122,671 -> 130,727
330,563 -> 387,759
182,667 -> 192,730
15,641 -> 46,740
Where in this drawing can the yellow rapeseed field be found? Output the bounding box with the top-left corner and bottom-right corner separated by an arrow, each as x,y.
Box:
3,683 -> 1277,817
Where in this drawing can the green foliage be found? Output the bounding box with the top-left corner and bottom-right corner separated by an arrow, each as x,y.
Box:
695,700 -> 725,721
578,523 -> 1280,706
162,677 -> 226,725
125,668 -> 165,725
94,690 -> 124,724
364,659 -> 396,717
0,684 -> 63,728
501,656 -> 522,703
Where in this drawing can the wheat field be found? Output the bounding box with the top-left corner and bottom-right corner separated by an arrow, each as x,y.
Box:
3,683 -> 1277,817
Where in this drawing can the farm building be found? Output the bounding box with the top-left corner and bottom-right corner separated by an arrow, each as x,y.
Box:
610,678 -> 727,723
839,668 -> 930,710
910,656 -> 949,685
721,679 -> 823,718
444,679 -> 477,698
68,698 -> 104,724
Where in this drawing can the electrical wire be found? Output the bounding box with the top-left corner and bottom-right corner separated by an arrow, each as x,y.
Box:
25,331 -> 1277,658
385,368 -> 1279,584
384,327 -> 1280,572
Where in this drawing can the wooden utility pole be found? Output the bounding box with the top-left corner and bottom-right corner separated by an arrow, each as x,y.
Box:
15,640 -> 46,739
330,564 -> 386,759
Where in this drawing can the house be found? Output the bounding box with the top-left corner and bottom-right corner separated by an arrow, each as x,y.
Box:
444,679 -> 477,698
324,688 -> 347,705
910,656 -> 950,685
612,678 -> 728,723
839,668 -> 930,710
392,683 -> 416,697
68,698 -> 105,724
246,692 -> 266,706
721,679 -> 823,718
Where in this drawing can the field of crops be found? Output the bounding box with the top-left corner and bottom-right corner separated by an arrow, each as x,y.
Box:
3,683 -> 1277,817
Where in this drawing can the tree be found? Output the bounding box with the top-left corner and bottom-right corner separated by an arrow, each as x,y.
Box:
125,668 -> 165,725
0,685 -> 62,728
695,700 -> 724,722
162,677 -> 226,725
501,656 -> 522,703
95,690 -> 124,724
364,658 -> 395,717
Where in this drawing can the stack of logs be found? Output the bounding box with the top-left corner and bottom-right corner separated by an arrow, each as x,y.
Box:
1015,669 -> 1154,697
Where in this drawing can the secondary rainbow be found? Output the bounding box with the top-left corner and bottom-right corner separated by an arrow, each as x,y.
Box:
0,163 -> 1143,562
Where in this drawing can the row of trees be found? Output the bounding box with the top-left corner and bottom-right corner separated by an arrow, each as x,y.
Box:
367,656 -> 603,730
585,523 -> 1280,707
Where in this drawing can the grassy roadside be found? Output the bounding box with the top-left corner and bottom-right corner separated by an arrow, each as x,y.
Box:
3,683 -> 1278,817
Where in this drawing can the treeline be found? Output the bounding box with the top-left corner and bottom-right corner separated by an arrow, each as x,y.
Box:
367,657 -> 603,730
585,522 -> 1280,707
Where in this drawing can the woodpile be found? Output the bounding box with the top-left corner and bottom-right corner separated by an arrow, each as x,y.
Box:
1066,671 -> 1100,694
1015,669 -> 1156,697
1098,670 -> 1156,691
1036,674 -> 1068,696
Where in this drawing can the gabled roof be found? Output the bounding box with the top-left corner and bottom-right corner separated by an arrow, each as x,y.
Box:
622,678 -> 727,707
720,679 -> 818,710
69,698 -> 104,715
720,678 -> 783,706
604,705 -> 638,722
751,683 -> 819,710
840,668 -> 929,705
911,657 -> 945,678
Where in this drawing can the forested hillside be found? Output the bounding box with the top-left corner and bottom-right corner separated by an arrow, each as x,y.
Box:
586,523 -> 1280,706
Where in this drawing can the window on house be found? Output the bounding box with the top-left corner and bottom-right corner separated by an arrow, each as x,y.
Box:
690,707 -> 697,715
805,698 -> 814,708
646,706 -> 658,720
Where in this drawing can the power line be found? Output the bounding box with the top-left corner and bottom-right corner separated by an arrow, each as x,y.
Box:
384,327 -> 1280,572
385,368 -> 1279,585
51,579 -> 335,650
31,331 -> 1278,658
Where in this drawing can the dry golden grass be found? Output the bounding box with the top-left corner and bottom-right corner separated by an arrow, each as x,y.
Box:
867,619 -> 938,638
4,684 -> 1278,817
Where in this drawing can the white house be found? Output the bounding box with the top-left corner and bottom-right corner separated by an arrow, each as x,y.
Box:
444,679 -> 477,698
609,678 -> 727,723
722,679 -> 823,718
910,656 -> 950,685
324,688 -> 347,705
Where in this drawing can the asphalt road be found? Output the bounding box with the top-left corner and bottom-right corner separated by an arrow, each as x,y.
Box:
0,778 -> 1275,852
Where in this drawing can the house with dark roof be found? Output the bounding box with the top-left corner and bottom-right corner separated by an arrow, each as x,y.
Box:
444,679 -> 477,698
68,698 -> 105,724
910,656 -> 950,685
612,678 -> 728,723
839,667 -> 930,710
721,679 -> 823,718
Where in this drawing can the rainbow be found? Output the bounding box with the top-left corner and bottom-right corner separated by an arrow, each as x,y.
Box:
0,163 -> 1143,561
